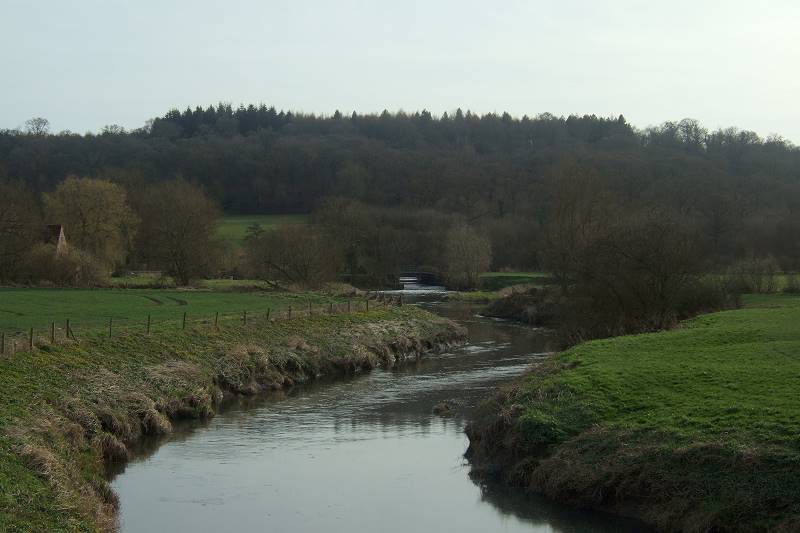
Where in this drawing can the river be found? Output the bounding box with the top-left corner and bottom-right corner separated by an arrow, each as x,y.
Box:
109,299 -> 643,532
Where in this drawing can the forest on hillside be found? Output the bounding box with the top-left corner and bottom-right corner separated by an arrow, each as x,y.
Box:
1,105 -> 800,276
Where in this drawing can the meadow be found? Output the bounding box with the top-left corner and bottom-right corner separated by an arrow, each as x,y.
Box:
478,271 -> 552,291
0,288 -> 340,339
216,214 -> 308,243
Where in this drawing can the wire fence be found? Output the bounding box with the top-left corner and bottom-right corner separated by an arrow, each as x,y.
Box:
0,292 -> 405,357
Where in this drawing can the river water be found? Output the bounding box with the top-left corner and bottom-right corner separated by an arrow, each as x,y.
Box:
110,300 -> 642,532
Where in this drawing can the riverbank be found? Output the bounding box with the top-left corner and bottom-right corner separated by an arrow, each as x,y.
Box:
466,294 -> 800,532
0,306 -> 465,532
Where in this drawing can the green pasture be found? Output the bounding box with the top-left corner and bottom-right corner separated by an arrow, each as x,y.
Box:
216,214 -> 308,243
478,271 -> 552,291
0,288 -> 339,337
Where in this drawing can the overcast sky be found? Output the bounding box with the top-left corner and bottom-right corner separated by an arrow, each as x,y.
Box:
2,0 -> 799,141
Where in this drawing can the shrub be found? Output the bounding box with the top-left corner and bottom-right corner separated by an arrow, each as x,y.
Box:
782,273 -> 800,294
27,244 -> 107,286
726,256 -> 781,293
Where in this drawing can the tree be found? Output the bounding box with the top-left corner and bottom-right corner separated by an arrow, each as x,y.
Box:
24,117 -> 49,136
135,179 -> 220,285
43,176 -> 137,271
540,162 -> 612,294
443,223 -> 491,289
574,211 -> 706,332
244,224 -> 339,288
0,180 -> 40,281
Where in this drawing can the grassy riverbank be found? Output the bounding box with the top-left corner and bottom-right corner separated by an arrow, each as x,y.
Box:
0,306 -> 464,532
467,293 -> 800,532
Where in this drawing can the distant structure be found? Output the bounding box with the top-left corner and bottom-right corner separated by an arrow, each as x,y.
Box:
43,224 -> 68,255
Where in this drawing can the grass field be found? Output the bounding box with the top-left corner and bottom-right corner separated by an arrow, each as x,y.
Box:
469,292 -> 800,530
517,293 -> 800,447
479,271 -> 551,291
216,214 -> 308,243
0,288 -> 339,337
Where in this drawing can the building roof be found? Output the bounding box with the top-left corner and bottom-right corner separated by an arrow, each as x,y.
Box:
43,224 -> 65,245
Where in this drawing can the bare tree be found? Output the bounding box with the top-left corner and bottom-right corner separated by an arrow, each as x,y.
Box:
443,223 -> 491,289
24,117 -> 50,136
0,181 -> 40,281
540,162 -> 612,294
136,179 -> 220,285
244,224 -> 339,288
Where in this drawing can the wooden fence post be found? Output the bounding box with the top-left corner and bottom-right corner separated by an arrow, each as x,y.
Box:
1,332 -> 4,355
108,318 -> 113,339
29,328 -> 33,350
50,322 -> 55,343
329,302 -> 333,315
182,312 -> 187,330
146,314 -> 151,335
266,308 -> 271,321
366,299 -> 370,312
243,310 -> 247,325
214,312 -> 219,330
66,319 -> 70,340
307,300 -> 312,316
288,306 -> 292,320
400,294 -> 404,306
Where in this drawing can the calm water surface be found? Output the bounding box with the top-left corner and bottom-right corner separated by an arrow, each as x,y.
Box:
110,300 -> 643,532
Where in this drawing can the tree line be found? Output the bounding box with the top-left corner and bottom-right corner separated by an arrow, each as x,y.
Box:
0,177 -> 220,286
1,106 -> 799,289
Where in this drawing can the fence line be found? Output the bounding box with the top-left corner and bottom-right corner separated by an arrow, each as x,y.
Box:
0,293 -> 404,357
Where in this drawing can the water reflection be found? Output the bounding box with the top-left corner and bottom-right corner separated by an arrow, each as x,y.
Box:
110,302 -> 644,532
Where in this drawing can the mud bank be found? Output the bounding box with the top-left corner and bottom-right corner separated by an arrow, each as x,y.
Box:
0,307 -> 465,532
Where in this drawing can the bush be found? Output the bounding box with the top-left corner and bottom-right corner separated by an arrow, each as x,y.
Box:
27,244 -> 107,286
726,256 -> 781,293
243,224 -> 341,288
784,274 -> 800,294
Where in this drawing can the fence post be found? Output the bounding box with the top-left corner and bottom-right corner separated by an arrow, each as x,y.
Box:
1,332 -> 4,355
266,308 -> 271,321
29,328 -> 33,350
243,310 -> 247,326
366,299 -> 369,312
108,318 -> 113,339
329,302 -> 333,315
288,306 -> 292,320
347,300 -> 351,313
66,319 -> 70,340
182,312 -> 187,330
146,314 -> 151,335
400,294 -> 404,306
50,322 -> 55,343
214,312 -> 219,330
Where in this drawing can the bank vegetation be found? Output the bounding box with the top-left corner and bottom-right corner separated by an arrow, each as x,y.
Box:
0,306 -> 465,532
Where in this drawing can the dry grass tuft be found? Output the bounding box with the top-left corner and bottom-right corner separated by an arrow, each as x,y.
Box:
93,432 -> 129,462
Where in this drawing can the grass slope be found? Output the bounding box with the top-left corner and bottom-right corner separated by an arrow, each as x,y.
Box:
467,293 -> 800,532
0,305 -> 464,532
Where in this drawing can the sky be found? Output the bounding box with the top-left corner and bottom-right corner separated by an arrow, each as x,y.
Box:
2,0 -> 799,142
